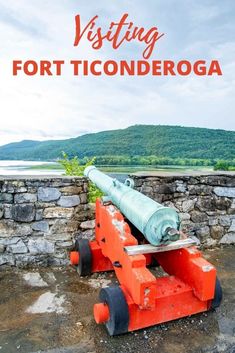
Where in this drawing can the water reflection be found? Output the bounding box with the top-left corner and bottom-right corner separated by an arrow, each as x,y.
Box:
0,160 -> 62,176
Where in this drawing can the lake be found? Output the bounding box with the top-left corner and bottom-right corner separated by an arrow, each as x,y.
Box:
0,160 -> 214,178
0,160 -> 62,176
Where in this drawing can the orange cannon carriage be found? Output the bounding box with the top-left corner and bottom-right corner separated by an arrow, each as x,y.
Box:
70,167 -> 222,335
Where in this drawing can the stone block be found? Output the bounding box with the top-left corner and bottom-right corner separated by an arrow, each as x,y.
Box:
187,177 -> 199,185
173,192 -> 188,199
195,226 -> 210,241
28,239 -> 55,255
49,219 -> 78,234
228,208 -> 235,215
80,220 -> 95,229
7,239 -> 28,254
190,211 -> 208,223
14,193 -> 37,204
213,197 -> 232,210
201,176 -> 234,187
35,209 -> 44,221
12,204 -> 35,222
153,195 -> 163,203
0,244 -> 5,253
45,233 -> 72,241
188,185 -> 213,196
80,229 -> 94,240
87,203 -> 96,217
32,221 -> 49,233
59,186 -> 82,195
180,220 -> 191,228
53,251 -> 68,259
0,220 -> 31,237
1,183 -> 14,193
206,211 -> 217,216
210,226 -> 224,240
18,187 -> 28,193
36,202 -> 57,209
0,236 -> 22,246
79,193 -> 87,204
56,241 -> 73,248
196,197 -> 215,211
38,187 -> 61,202
140,186 -> 152,194
43,207 -> 74,219
219,215 -> 231,227
228,220 -> 235,232
208,218 -> 218,226
14,254 -> 49,267
27,187 -> 37,193
158,184 -> 175,194
4,205 -> 12,219
0,193 -> 13,203
0,254 -> 15,266
163,201 -> 179,211
182,199 -> 196,212
219,233 -> 235,245
214,187 -> 235,198
162,194 -> 173,202
57,196 -> 80,207
2,181 -> 27,193
176,184 -> 187,193
49,258 -> 69,266
179,213 -> 190,221
25,180 -> 46,187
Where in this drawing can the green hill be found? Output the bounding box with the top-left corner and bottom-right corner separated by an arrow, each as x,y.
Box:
0,125 -> 234,161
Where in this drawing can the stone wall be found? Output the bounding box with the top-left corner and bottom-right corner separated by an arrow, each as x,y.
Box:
0,176 -> 94,267
1,172 -> 234,268
132,172 -> 235,247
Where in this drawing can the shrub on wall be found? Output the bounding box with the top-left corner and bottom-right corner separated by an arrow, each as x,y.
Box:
58,152 -> 103,202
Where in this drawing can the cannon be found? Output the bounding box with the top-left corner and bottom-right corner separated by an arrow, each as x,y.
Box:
70,167 -> 222,335
84,166 -> 180,245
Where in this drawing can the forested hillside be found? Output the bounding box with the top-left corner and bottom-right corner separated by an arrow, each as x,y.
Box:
0,125 -> 234,161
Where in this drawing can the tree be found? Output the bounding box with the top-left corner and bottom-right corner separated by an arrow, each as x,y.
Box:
214,160 -> 230,171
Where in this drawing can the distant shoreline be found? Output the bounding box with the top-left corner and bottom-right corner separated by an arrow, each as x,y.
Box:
0,160 -> 215,177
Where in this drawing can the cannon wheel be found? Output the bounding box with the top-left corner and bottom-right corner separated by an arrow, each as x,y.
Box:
75,239 -> 92,276
211,277 -> 223,309
99,286 -> 129,335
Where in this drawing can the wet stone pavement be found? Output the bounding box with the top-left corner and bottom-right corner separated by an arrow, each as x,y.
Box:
0,248 -> 234,353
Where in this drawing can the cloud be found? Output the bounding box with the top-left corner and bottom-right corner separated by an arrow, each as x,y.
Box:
0,0 -> 234,147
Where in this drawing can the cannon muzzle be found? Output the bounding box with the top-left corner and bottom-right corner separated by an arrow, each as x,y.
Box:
84,166 -> 180,245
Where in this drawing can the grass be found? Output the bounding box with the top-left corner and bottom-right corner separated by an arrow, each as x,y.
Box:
99,165 -> 214,173
27,163 -> 63,170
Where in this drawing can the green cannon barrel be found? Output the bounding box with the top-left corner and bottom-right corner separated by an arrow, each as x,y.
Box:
84,166 -> 180,245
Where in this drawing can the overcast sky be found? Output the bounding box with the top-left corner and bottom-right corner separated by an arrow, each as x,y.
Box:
0,0 -> 234,146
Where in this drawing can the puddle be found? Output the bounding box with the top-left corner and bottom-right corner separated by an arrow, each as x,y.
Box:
26,291 -> 66,314
23,272 -> 49,287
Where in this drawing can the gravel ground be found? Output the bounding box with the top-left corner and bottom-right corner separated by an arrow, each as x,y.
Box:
0,247 -> 234,353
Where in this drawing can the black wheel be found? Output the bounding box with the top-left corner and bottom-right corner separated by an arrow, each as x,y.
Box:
75,239 -> 92,276
99,286 -> 129,335
211,277 -> 223,309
